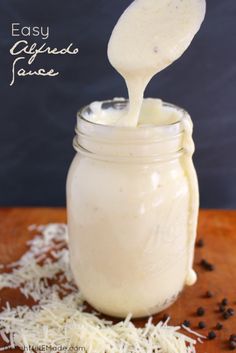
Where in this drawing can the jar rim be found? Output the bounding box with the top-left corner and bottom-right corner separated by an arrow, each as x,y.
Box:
73,99 -> 190,163
77,99 -> 187,132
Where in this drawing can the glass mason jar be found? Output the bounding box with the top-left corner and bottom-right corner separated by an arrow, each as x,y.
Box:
66,99 -> 199,318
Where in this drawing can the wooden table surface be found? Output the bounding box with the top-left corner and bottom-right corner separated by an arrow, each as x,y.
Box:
0,208 -> 236,352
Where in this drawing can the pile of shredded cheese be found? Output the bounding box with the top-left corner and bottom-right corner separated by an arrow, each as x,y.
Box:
0,224 -> 204,353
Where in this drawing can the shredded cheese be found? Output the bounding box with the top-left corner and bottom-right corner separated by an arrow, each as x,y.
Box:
0,224 -> 203,353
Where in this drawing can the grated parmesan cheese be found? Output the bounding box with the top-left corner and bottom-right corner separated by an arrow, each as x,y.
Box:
0,224 -> 204,353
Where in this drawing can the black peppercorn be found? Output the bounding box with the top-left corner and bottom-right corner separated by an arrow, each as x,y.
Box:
183,320 -> 191,327
216,322 -> 223,330
206,263 -> 215,271
229,341 -> 236,350
227,308 -> 235,317
196,239 -> 204,247
198,321 -> 206,329
221,298 -> 228,306
223,311 -> 231,320
230,334 -> 236,342
197,307 -> 205,316
208,331 -> 216,340
219,304 -> 226,313
200,259 -> 215,271
206,290 -> 214,298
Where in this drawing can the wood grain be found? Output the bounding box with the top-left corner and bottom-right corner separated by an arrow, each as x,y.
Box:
0,208 -> 236,352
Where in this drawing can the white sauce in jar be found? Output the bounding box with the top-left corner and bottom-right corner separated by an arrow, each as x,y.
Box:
67,99 -> 199,317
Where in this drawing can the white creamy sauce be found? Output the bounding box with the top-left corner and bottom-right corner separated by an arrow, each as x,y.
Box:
86,98 -> 179,126
108,0 -> 206,127
67,0 -> 206,317
106,0 -> 205,286
85,98 -> 200,288
68,100 -> 200,317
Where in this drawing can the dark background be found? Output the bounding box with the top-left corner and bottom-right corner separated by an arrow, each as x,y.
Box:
0,0 -> 235,208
